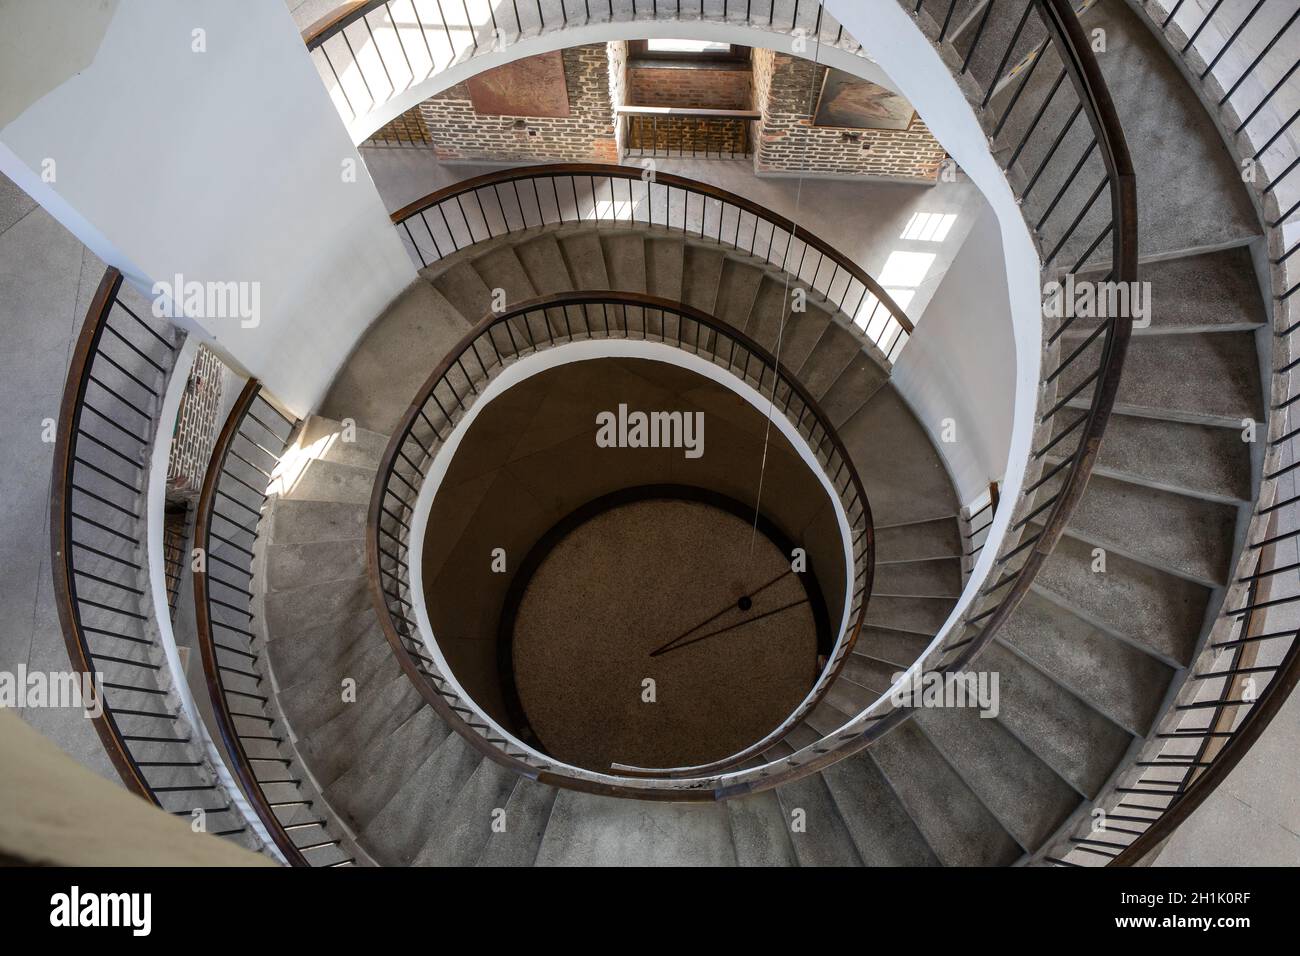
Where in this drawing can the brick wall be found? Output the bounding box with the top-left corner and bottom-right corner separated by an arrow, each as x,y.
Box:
627,64 -> 752,110
751,48 -> 946,182
417,45 -> 617,163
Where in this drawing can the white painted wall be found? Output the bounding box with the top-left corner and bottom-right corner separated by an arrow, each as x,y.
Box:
821,0 -> 1043,647
0,0 -> 415,416
893,205 -> 1015,503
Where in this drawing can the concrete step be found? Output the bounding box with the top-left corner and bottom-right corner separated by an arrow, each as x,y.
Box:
795,317 -> 859,401
840,654 -> 901,696
295,416 -> 389,471
915,706 -> 1078,852
727,789 -> 799,866
1065,473 -> 1239,586
557,231 -> 610,289
324,706 -> 450,833
428,259 -> 494,324
413,757 -> 520,865
473,245 -> 538,310
1073,246 -> 1267,334
535,790 -> 736,866
644,235 -> 684,300
839,386 -> 960,527
271,456 -> 377,507
874,515 -> 962,562
265,609 -> 378,694
359,731 -> 482,866
999,590 -> 1173,737
1032,531 -> 1211,667
873,556 -> 962,597
979,641 -> 1131,798
868,720 -> 1021,866
318,280 -> 472,435
266,499 -> 368,548
264,537 -> 367,593
680,244 -> 725,317
852,625 -> 932,669
820,752 -> 940,865
1061,329 -> 1263,427
514,234 -> 575,295
714,257 -> 765,331
474,777 -> 559,867
295,668 -> 421,789
1050,412 -> 1251,504
600,232 -> 647,293
276,625 -> 396,737
818,339 -> 890,428
773,772 -> 864,866
263,574 -> 371,644
865,594 -> 953,637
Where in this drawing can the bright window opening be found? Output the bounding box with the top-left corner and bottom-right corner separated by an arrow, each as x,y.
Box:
901,212 -> 958,242
645,39 -> 733,53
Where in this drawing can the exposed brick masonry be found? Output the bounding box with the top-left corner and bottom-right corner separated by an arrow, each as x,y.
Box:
418,45 -> 617,163
751,48 -> 946,181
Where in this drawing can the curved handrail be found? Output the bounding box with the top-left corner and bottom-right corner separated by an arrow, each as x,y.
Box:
390,162 -> 915,362
368,291 -> 874,797
362,0 -> 1138,803
194,381 -> 356,866
302,0 -> 863,142
50,267 -> 159,801
1051,0 -> 1300,866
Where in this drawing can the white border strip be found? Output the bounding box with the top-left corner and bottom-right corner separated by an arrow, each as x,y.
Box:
147,340 -> 281,860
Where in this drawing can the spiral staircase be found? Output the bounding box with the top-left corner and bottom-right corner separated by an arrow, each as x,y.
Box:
30,0 -> 1300,867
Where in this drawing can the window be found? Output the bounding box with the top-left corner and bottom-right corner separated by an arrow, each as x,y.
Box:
628,40 -> 750,63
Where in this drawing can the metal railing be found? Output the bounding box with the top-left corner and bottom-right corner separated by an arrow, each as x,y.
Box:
193,381 -> 357,866
49,268 -> 255,838
617,106 -> 760,160
1041,0 -> 1300,866
391,162 -> 916,361
362,0 -> 1137,802
369,291 -> 873,796
302,1 -> 861,139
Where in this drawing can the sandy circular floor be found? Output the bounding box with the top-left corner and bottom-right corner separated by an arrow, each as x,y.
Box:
510,497 -> 818,772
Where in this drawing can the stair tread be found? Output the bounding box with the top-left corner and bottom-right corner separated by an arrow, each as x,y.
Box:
773,773 -> 864,866
874,516 -> 962,561
1065,473 -> 1239,586
872,556 -> 962,597
1060,328 -> 1262,426
868,720 -> 1021,866
360,731 -> 482,865
1032,531 -> 1210,667
1050,411 -> 1250,503
979,641 -> 1132,798
1000,590 -> 1173,737
535,790 -> 736,866
915,705 -> 1079,852
515,234 -> 575,295
840,385 -> 960,527
474,776 -> 559,867
413,758 -> 520,866
820,753 -> 940,865
324,706 -> 450,833
317,279 -> 472,435
601,232 -> 648,293
727,789 -> 799,867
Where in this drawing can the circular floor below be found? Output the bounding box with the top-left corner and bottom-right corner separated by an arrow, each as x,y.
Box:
509,496 -> 819,772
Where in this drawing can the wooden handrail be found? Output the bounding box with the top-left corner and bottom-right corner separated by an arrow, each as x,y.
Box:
193,379 -> 309,866
49,266 -> 156,804
367,291 -> 874,798
389,162 -> 916,337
